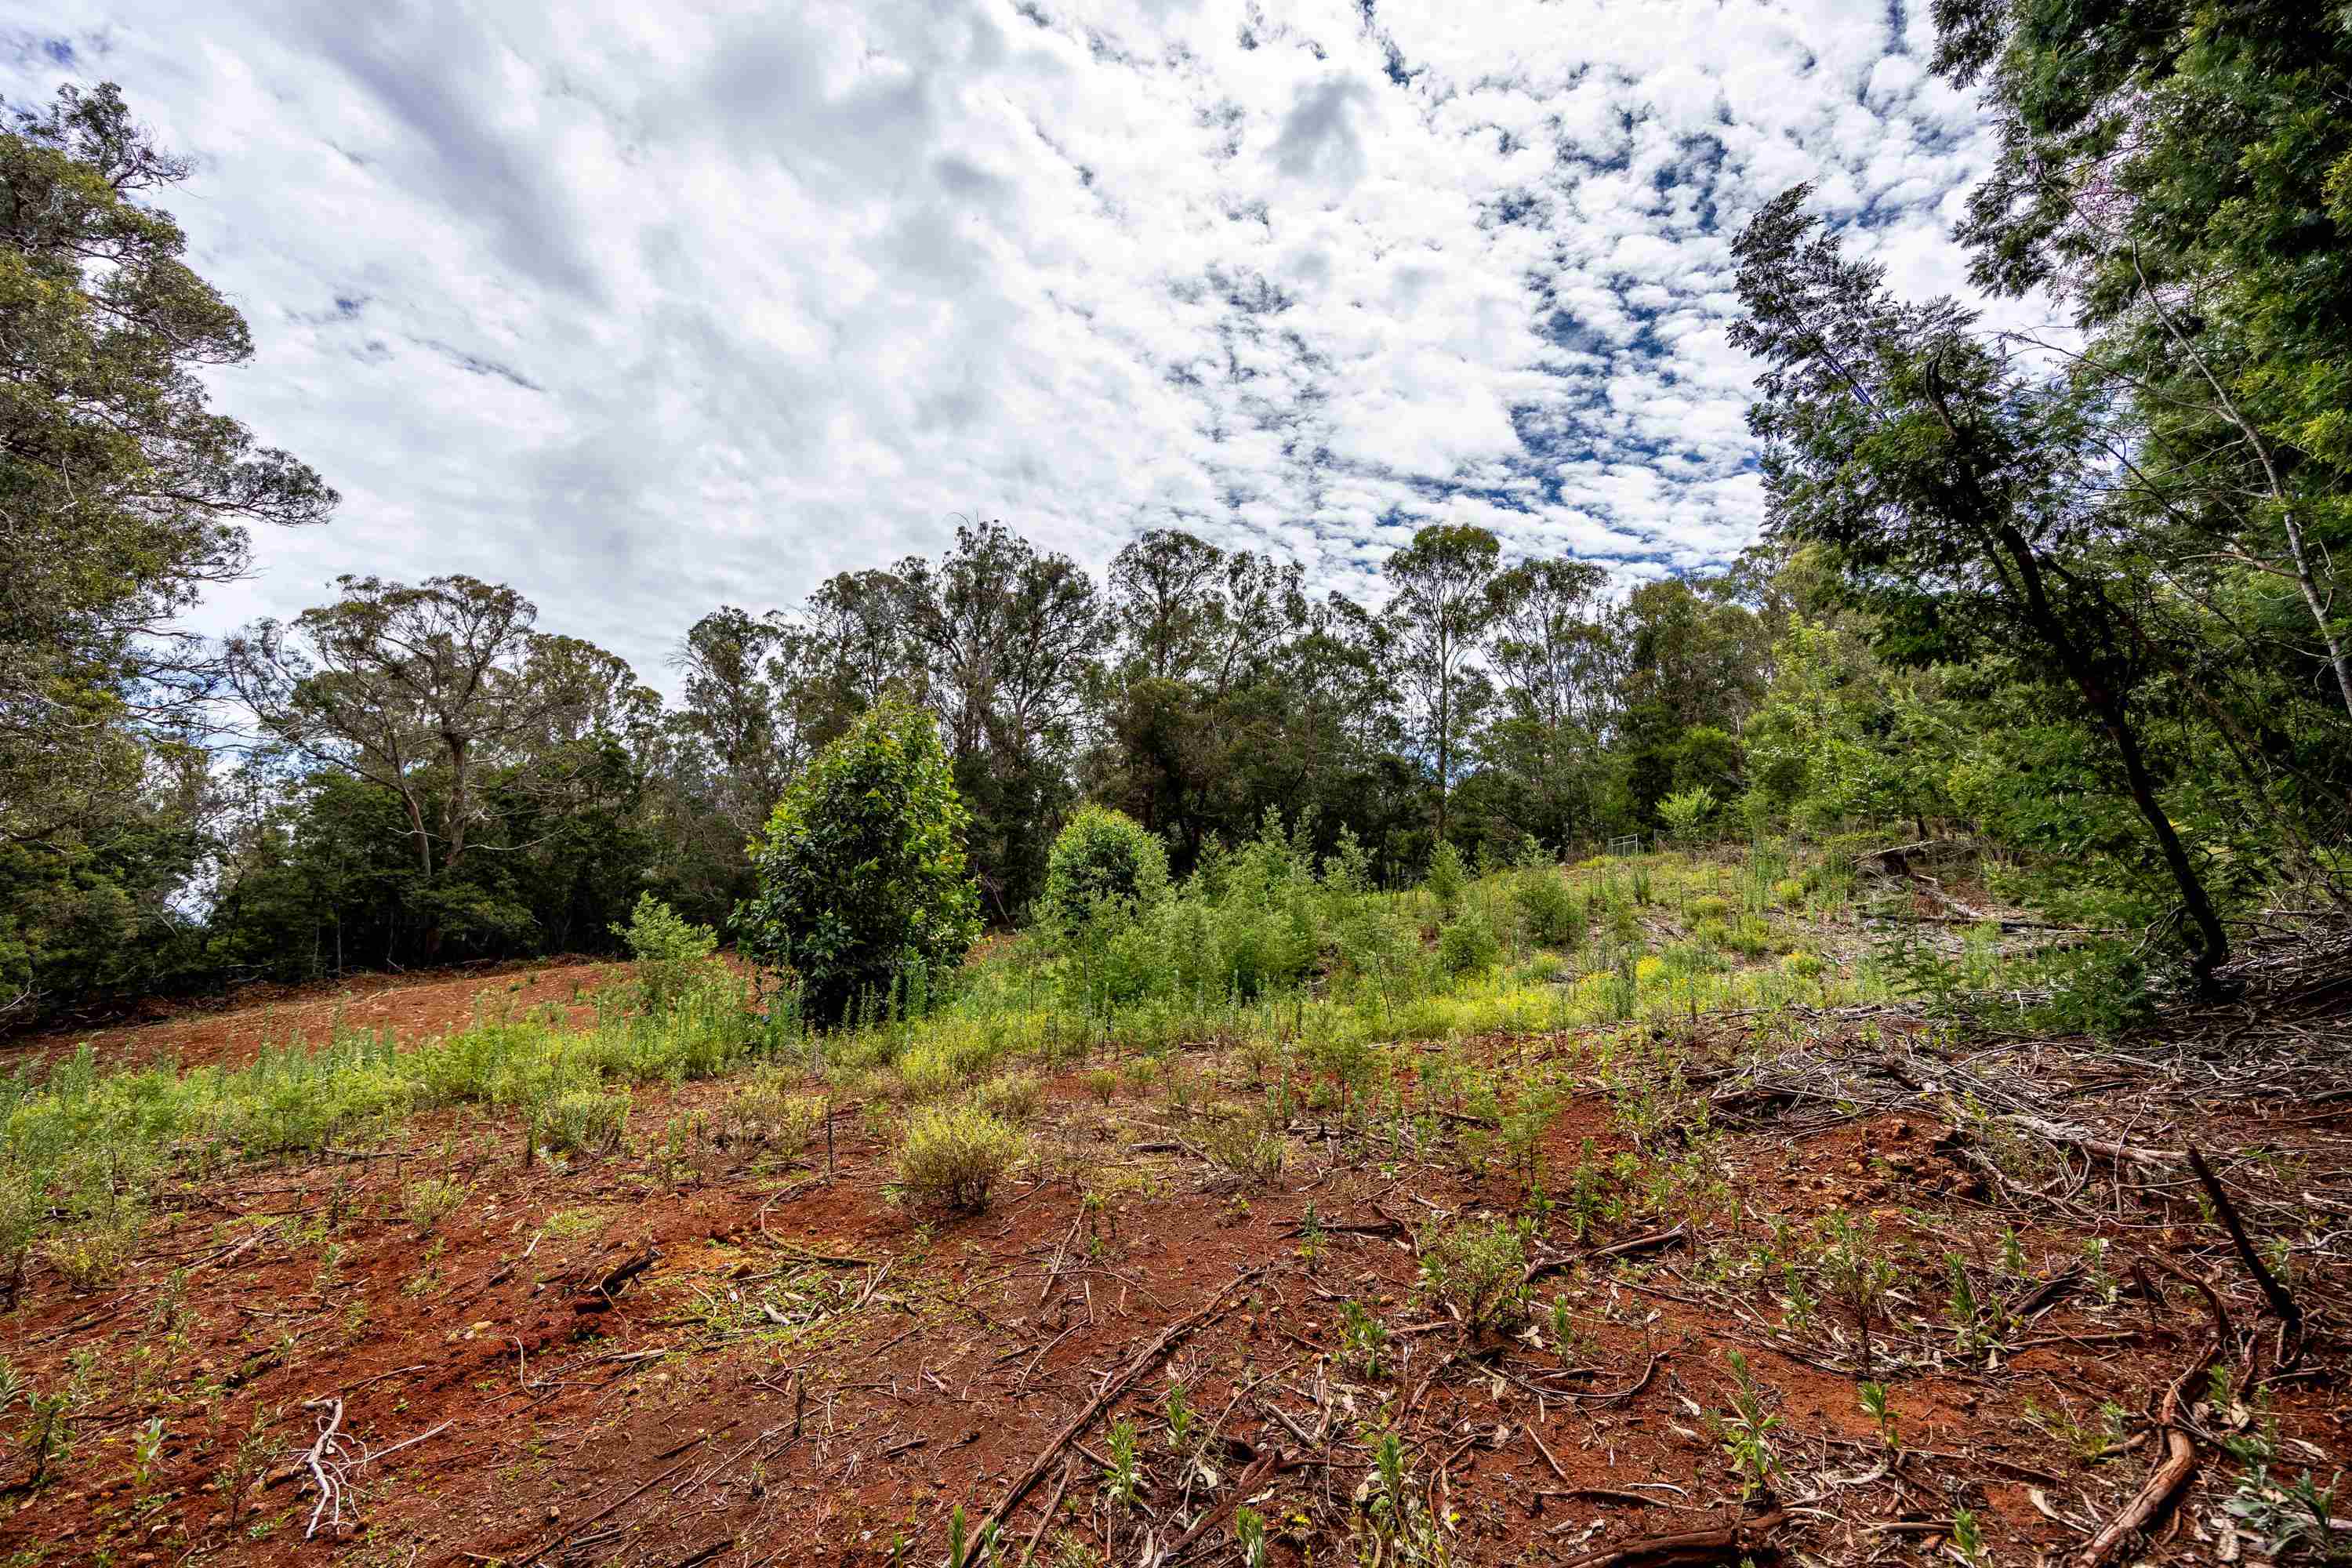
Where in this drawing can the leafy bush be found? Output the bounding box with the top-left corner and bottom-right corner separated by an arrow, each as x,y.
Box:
1044,806 -> 1170,935
537,1087 -> 630,1156
1200,1109 -> 1287,1185
1436,911 -> 1501,977
612,893 -> 720,1014
975,1071 -> 1044,1123
736,700 -> 982,1026
897,1105 -> 1025,1210
1425,841 -> 1468,916
734,1067 -> 825,1152
1415,1218 -> 1529,1337
1513,872 -> 1585,949
1657,786 -> 1719,840
401,1177 -> 466,1229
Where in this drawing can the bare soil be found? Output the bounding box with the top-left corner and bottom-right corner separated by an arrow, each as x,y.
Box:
0,968 -> 2345,1568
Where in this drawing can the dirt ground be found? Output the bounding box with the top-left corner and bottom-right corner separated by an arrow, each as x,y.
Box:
0,967 -> 2346,1568
2,958 -> 633,1076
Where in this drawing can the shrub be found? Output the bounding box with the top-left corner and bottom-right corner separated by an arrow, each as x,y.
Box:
1687,895 -> 1731,923
1200,1110 -> 1287,1185
975,1071 -> 1044,1123
897,1105 -> 1025,1211
401,1177 -> 466,1229
537,1087 -> 630,1156
1425,841 -> 1468,916
1514,872 -> 1585,949
1415,1218 -> 1529,1337
1436,912 -> 1501,978
1657,786 -> 1719,840
612,893 -> 721,1014
736,700 -> 982,1026
1044,806 -> 1170,935
735,1068 -> 826,1152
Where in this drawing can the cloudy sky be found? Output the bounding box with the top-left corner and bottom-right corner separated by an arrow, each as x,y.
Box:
8,1 -> 1997,693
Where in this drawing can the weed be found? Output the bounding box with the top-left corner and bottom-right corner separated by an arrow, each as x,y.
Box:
1339,1301 -> 1390,1378
1709,1350 -> 1784,1501
896,1106 -> 1025,1211
1857,1382 -> 1900,1453
1201,1110 -> 1287,1186
401,1177 -> 466,1230
1102,1417 -> 1142,1508
1416,1218 -> 1530,1338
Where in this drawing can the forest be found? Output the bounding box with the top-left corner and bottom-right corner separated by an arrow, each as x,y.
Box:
2,5 -> 2350,1566
8,40 -> 2350,1026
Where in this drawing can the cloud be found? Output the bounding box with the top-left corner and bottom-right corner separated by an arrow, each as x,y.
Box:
3,0 -> 2004,693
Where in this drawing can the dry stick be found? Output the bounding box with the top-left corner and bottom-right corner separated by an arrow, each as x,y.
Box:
1556,1508 -> 1786,1568
1161,1447 -> 1280,1564
2186,1145 -> 2304,1370
1018,1457 -> 1077,1567
506,1434 -> 712,1567
975,1265 -> 1265,1548
299,1397 -> 346,1540
2075,1276 -> 2223,1568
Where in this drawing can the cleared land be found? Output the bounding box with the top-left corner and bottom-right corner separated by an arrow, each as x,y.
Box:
0,848 -> 2344,1567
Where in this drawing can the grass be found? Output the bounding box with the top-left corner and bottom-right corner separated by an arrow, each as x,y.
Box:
0,837 -> 1998,1280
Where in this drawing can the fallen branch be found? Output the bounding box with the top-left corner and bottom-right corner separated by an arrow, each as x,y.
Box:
2187,1145 -> 2303,1370
299,1397 -> 347,1540
1558,1508 -> 1785,1567
975,1265 -> 1265,1548
2075,1272 -> 2223,1568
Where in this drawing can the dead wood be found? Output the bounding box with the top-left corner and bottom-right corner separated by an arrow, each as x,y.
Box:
1557,1508 -> 1786,1567
572,1244 -> 659,1312
2074,1265 -> 2225,1568
2187,1145 -> 2304,1370
974,1265 -> 1265,1547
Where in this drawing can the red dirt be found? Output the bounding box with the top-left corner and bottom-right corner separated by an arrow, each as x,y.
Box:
0,975 -> 2343,1568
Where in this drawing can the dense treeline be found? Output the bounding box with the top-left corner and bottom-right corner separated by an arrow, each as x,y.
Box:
8,0 -> 2351,1029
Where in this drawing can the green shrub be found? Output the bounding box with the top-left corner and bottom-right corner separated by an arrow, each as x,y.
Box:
975,1071 -> 1044,1123
1415,1218 -> 1529,1337
1687,895 -> 1731,923
735,1068 -> 826,1152
401,1177 -> 466,1229
736,700 -> 982,1026
897,1105 -> 1025,1210
1425,841 -> 1468,916
612,894 -> 720,1014
1200,1110 -> 1287,1185
1436,912 -> 1501,978
537,1087 -> 630,1156
1044,806 -> 1170,935
1514,872 -> 1585,949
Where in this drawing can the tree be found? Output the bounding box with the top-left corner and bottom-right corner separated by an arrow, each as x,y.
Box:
1385,525 -> 1504,843
1484,557 -> 1617,844
1933,0 -> 2352,720
230,575 -> 656,953
736,700 -> 982,1025
894,521 -> 1106,917
1730,186 -> 2235,989
0,82 -> 333,1022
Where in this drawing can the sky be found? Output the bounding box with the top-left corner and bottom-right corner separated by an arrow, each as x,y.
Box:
5,0 -> 1998,696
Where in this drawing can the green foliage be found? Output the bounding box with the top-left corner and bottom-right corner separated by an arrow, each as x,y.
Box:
1657,786 -> 1719,839
895,1105 -> 1025,1211
1512,870 -> 1584,949
1415,1218 -> 1529,1337
737,700 -> 982,1026
614,894 -> 720,1014
1043,805 -> 1170,934
1436,909 -> 1501,978
1424,840 -> 1468,916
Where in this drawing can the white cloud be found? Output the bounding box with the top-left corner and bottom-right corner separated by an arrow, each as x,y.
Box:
2,0 -> 1999,691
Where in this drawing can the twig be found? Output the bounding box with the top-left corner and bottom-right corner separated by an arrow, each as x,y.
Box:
2187,1145 -> 2303,1370
975,1265 -> 1265,1545
1556,1508 -> 1785,1567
